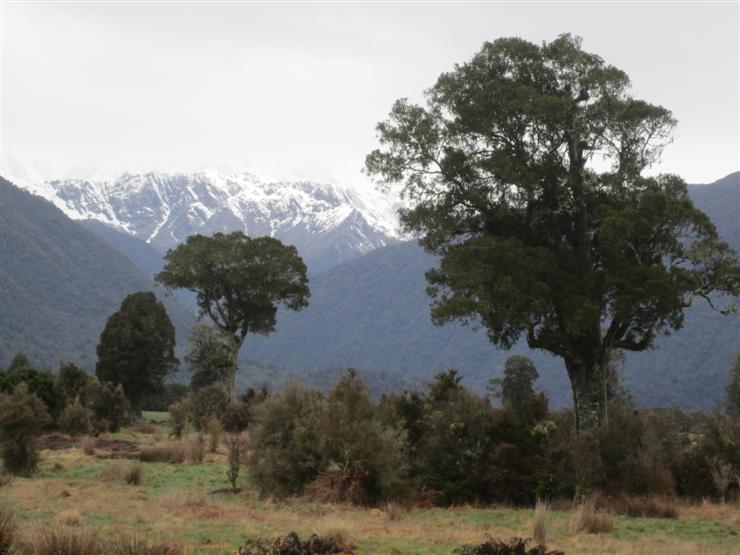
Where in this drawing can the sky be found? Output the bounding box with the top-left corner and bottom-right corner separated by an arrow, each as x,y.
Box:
1,1 -> 738,192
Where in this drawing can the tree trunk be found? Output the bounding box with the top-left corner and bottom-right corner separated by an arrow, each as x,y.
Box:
226,337 -> 240,403
566,360 -> 602,432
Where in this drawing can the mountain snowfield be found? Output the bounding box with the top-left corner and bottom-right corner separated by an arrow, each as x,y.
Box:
20,171 -> 404,272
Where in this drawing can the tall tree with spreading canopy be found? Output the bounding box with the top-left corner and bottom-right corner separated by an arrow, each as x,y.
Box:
155,232 -> 310,401
366,34 -> 740,431
96,291 -> 178,415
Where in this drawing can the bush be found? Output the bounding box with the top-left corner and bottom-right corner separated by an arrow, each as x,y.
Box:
248,381 -> 325,497
0,385 -> 51,475
238,532 -> 356,555
56,362 -> 91,406
187,385 -> 229,431
226,434 -> 241,492
58,401 -> 94,436
0,366 -> 60,418
85,379 -> 130,433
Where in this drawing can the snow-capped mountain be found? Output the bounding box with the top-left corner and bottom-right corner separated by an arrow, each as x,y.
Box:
20,171 -> 404,272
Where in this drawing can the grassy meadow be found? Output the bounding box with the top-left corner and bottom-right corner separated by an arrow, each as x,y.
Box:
1,412 -> 738,555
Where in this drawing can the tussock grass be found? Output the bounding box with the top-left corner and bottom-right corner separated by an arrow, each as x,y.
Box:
570,501 -> 615,534
99,463 -> 142,485
56,509 -> 82,527
0,503 -> 17,555
532,499 -> 549,546
139,436 -> 204,465
79,437 -> 95,456
23,526 -> 102,555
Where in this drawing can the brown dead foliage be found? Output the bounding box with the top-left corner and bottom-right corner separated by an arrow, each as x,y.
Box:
238,532 -> 356,555
304,468 -> 370,505
454,537 -> 564,555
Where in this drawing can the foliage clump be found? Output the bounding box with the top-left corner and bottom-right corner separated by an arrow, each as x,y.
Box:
0,385 -> 50,475
455,536 -> 564,555
238,531 -> 356,555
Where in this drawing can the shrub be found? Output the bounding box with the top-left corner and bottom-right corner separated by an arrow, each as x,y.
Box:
0,366 -> 60,418
58,401 -> 93,436
188,385 -> 229,431
56,362 -> 91,405
569,502 -> 615,534
85,379 -> 130,433
0,503 -> 17,555
248,381 -> 325,497
221,401 -> 252,433
0,385 -> 51,475
168,399 -> 190,438
124,463 -> 142,485
238,531 -> 356,555
455,537 -> 564,555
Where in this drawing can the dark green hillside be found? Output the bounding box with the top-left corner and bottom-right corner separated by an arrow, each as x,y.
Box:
0,177 -> 193,371
247,173 -> 739,409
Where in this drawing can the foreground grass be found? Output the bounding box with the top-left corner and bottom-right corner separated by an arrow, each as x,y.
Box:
1,419 -> 738,554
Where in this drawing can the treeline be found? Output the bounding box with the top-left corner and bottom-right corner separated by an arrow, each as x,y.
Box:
167,358 -> 740,506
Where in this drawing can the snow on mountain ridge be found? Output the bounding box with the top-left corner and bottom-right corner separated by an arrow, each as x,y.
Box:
19,171 -> 403,272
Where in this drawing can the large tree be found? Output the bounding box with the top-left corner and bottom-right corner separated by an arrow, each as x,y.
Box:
366,34 -> 739,431
96,291 -> 178,414
155,232 -> 310,401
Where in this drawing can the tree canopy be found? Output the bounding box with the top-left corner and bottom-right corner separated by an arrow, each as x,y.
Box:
366,34 -> 739,431
155,232 -> 310,401
95,291 -> 178,414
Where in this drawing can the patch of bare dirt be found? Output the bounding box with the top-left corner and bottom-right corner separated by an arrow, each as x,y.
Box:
38,434 -> 140,459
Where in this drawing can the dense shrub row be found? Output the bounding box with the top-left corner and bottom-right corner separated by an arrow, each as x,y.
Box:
244,367 -> 740,505
0,356 -> 132,474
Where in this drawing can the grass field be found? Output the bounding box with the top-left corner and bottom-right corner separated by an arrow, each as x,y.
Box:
1,413 -> 738,554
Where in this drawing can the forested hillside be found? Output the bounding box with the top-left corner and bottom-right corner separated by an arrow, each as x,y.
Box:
0,178 -> 193,371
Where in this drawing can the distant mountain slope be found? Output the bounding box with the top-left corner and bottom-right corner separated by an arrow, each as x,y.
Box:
245,173 -> 740,409
20,172 -> 403,273
0,177 -> 193,371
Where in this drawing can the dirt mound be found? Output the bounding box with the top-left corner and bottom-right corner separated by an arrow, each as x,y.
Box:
38,434 -> 140,459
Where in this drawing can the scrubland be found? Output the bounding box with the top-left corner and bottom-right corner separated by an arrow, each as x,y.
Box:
1,412 -> 738,555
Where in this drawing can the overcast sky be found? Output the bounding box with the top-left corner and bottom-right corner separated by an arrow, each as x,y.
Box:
1,1 -> 738,190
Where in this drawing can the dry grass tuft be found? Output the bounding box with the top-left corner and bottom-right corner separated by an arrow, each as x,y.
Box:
132,422 -> 158,435
593,494 -> 678,519
108,533 -> 183,555
56,509 -> 83,527
23,526 -> 102,555
80,437 -> 95,456
139,436 -> 204,465
532,499 -> 549,546
0,503 -> 18,555
139,441 -> 186,464
100,463 -> 143,485
384,502 -> 406,522
570,501 -> 615,534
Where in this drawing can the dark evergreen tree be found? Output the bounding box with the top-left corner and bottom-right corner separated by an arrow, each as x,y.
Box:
156,232 -> 310,401
366,34 -> 740,430
57,362 -> 90,404
7,353 -> 30,371
95,292 -> 178,415
499,356 -> 539,412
